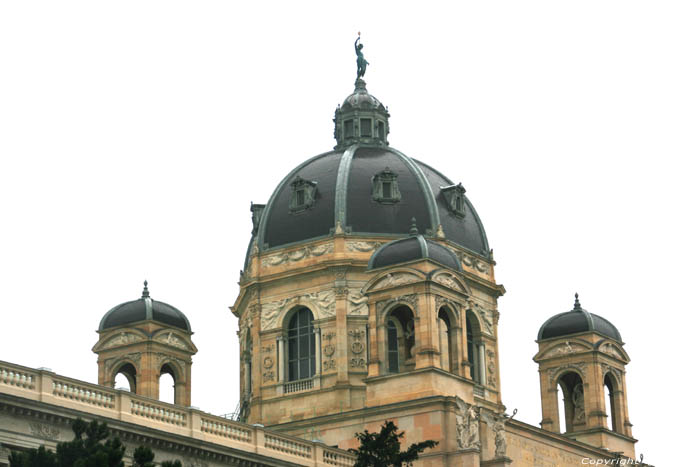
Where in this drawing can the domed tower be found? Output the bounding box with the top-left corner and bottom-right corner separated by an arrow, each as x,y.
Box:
232,64 -> 505,462
93,281 -> 197,406
534,294 -> 635,458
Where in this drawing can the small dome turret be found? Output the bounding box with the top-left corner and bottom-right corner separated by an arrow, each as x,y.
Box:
368,223 -> 462,271
537,293 -> 621,342
334,79 -> 390,149
98,281 -> 191,332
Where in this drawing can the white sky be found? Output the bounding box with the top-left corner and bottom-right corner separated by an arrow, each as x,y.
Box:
1,2 -> 698,464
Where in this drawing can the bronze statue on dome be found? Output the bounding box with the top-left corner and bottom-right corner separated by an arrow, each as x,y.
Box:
355,33 -> 369,79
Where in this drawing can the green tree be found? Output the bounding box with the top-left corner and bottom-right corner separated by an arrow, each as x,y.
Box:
9,418 -> 181,467
349,420 -> 438,467
132,446 -> 155,467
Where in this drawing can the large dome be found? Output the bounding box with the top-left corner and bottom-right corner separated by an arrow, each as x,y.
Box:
254,145 -> 489,256
250,80 -> 490,262
98,281 -> 191,332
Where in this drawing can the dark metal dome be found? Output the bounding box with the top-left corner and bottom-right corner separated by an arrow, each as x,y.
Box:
254,147 -> 489,256
368,231 -> 462,271
248,80 -> 490,269
98,281 -> 191,332
537,294 -> 621,342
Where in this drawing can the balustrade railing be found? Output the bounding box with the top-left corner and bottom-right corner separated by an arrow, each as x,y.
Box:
283,377 -> 314,394
0,360 -> 355,466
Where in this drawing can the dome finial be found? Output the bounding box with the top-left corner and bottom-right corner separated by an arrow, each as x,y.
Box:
409,217 -> 418,236
573,292 -> 582,311
142,280 -> 150,299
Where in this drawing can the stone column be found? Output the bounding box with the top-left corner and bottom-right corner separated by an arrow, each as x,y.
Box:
479,344 -> 487,385
335,288 -> 349,383
367,301 -> 380,377
415,291 -> 438,369
276,336 -> 285,382
314,328 -> 321,378
539,369 -> 559,433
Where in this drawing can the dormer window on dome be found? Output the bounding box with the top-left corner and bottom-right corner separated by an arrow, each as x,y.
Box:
289,176 -> 318,213
372,167 -> 401,204
441,183 -> 467,218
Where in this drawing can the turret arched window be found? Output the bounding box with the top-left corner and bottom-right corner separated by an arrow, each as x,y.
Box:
287,308 -> 316,381
385,305 -> 415,374
466,311 -> 482,383
437,308 -> 453,373
556,372 -> 586,433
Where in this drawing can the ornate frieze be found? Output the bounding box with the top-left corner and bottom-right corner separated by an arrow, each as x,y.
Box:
435,295 -> 461,313
373,273 -> 419,290
323,332 -> 336,358
600,342 -> 624,360
346,241 -> 382,252
261,242 -> 334,268
28,421 -> 60,440
263,371 -> 275,383
156,332 -> 189,350
433,272 -> 463,292
459,253 -> 489,273
541,341 -> 587,358
376,294 -> 418,316
601,363 -> 624,383
547,363 -> 587,385
350,358 -> 366,368
260,289 -> 336,331
468,300 -> 494,336
101,332 -> 142,349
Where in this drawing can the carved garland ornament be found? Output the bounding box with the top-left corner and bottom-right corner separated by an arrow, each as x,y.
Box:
601,363 -> 624,383
468,300 -> 494,336
260,290 -> 336,331
459,253 -> 489,273
434,273 -> 462,292
346,241 -> 383,252
261,242 -> 334,268
29,422 -> 60,440
373,273 -> 419,290
376,294 -> 418,316
548,363 -> 587,385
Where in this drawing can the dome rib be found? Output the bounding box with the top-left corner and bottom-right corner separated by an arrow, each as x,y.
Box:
334,144 -> 359,231
387,147 -> 440,235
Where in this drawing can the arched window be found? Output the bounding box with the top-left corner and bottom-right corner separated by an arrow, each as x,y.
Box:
604,373 -> 618,432
466,312 -> 481,383
438,308 -> 452,372
159,363 -> 176,404
113,362 -> 137,392
557,372 -> 585,433
287,308 -> 315,381
385,305 -> 415,374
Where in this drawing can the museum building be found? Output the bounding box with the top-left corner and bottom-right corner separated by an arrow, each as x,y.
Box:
0,58 -> 649,467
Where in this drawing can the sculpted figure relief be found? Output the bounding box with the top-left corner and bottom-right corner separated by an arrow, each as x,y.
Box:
482,408 -> 517,459
348,290 -> 369,315
456,398 -> 480,450
573,383 -> 585,422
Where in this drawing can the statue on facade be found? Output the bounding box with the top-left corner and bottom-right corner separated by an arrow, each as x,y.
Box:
482,407 -> 517,458
456,397 -> 480,450
573,383 -> 585,421
355,33 -> 369,79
